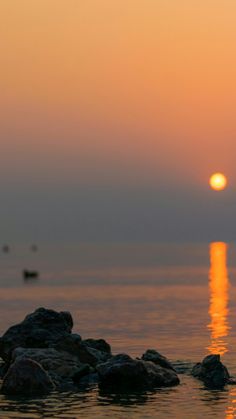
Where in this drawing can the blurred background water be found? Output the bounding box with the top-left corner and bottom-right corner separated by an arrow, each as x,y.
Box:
0,242 -> 236,418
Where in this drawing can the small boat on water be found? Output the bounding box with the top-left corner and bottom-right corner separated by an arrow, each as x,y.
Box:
30,244 -> 38,252
2,245 -> 10,253
23,270 -> 39,279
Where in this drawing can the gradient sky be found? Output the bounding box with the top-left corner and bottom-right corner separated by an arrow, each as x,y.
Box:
1,0 -> 236,242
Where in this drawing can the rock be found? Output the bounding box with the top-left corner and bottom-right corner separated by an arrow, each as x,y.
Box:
82,345 -> 111,365
191,354 -> 230,388
53,337 -> 111,367
1,358 -> 55,396
78,372 -> 99,387
141,349 -> 175,371
0,307 -> 73,361
83,338 -> 111,354
72,364 -> 91,384
51,333 -> 82,355
97,353 -> 180,391
12,347 -> 91,391
75,343 -> 111,367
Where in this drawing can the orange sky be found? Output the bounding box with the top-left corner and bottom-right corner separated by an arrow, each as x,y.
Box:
1,1 -> 236,242
1,0 -> 236,187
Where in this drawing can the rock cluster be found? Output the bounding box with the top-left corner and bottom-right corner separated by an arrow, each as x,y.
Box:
0,307 -> 180,396
1,308 -> 235,397
97,354 -> 179,391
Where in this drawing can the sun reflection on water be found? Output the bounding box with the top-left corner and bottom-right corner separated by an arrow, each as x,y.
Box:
225,388 -> 236,419
207,242 -> 230,356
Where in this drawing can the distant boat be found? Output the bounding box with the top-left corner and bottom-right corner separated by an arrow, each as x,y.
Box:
30,244 -> 38,252
23,270 -> 39,279
2,245 -> 10,253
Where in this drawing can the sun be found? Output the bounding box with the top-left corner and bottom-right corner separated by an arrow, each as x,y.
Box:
209,173 -> 227,191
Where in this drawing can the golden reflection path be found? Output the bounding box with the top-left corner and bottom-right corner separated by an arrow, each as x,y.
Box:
207,242 -> 230,356
226,387 -> 236,419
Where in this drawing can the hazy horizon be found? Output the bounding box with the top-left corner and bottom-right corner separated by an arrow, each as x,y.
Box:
1,1 -> 236,243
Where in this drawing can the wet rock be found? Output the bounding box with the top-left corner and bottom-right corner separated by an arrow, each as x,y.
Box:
72,364 -> 91,384
141,349 -> 175,371
54,335 -> 111,367
97,353 -> 180,391
83,338 -> 111,354
0,307 -> 73,361
52,333 -> 82,355
1,358 -> 55,396
78,372 -> 99,387
82,345 -> 111,365
191,354 -> 230,388
12,347 -> 91,390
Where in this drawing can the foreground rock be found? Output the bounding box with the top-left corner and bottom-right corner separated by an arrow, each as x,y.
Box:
0,307 -> 181,395
12,347 -> 91,391
0,307 -> 73,361
83,339 -> 111,354
141,349 -> 176,371
97,353 -> 180,391
191,354 -> 230,388
2,358 -> 55,395
53,336 -> 111,367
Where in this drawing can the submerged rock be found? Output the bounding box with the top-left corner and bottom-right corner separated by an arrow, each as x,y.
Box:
191,354 -> 230,388
1,358 -> 55,396
97,353 -> 180,391
0,307 -> 73,361
141,349 -> 175,371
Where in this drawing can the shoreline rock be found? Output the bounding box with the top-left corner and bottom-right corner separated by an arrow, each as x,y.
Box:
97,353 -> 180,391
0,307 -> 185,395
141,349 -> 176,371
2,358 -> 55,395
11,347 -> 92,391
0,307 -> 73,362
191,354 -> 230,388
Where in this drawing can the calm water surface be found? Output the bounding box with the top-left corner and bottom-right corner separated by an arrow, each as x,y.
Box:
0,242 -> 236,418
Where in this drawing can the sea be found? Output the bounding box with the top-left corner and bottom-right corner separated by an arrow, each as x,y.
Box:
0,242 -> 236,418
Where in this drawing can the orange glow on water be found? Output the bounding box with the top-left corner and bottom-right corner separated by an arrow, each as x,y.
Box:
226,387 -> 236,418
207,242 -> 230,356
209,173 -> 227,191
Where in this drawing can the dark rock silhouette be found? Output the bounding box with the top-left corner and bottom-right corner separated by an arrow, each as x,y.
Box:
83,338 -> 111,354
0,307 -> 73,361
141,349 -> 176,371
52,335 -> 111,367
12,347 -> 91,391
97,353 -> 180,391
2,358 -> 55,395
0,307 -> 182,394
78,343 -> 111,366
191,354 -> 230,388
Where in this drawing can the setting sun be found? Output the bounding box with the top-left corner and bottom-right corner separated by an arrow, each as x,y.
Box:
209,173 -> 227,191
